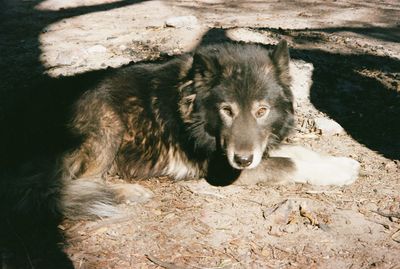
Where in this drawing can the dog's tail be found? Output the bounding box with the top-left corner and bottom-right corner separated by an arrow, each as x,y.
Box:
0,159 -> 123,268
1,160 -> 121,221
61,177 -> 121,219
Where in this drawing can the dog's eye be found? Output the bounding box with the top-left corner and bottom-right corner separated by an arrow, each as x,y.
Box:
255,107 -> 269,118
221,106 -> 234,118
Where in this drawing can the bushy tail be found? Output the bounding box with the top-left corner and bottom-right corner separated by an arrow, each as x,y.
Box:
61,178 -> 121,219
0,159 -> 121,268
1,160 -> 121,220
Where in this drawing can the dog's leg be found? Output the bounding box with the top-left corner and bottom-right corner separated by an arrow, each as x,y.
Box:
232,157 -> 297,185
60,104 -> 153,219
60,132 -> 154,219
234,145 -> 360,186
269,145 -> 360,186
61,142 -> 154,219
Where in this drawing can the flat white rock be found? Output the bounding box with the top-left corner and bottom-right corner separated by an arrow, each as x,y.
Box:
165,15 -> 198,28
314,117 -> 344,135
87,44 -> 107,54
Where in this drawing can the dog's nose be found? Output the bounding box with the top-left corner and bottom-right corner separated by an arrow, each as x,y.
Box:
234,154 -> 253,167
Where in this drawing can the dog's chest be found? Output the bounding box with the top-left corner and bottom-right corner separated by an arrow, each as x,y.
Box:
116,136 -> 206,180
159,147 -> 206,179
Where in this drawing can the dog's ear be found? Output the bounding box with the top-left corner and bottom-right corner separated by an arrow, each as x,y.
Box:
270,40 -> 291,85
192,49 -> 220,85
179,94 -> 196,123
271,40 -> 289,69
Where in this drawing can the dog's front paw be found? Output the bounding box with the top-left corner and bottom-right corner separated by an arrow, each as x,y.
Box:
326,157 -> 360,186
294,157 -> 360,186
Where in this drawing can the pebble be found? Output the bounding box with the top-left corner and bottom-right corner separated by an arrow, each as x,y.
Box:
385,161 -> 399,172
282,223 -> 298,233
314,117 -> 344,136
290,60 -> 314,103
55,49 -> 87,65
165,15 -> 198,28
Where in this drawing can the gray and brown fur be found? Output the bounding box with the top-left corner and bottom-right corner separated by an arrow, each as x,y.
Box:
0,41 -> 362,269
54,41 -> 296,218
4,41 -> 359,222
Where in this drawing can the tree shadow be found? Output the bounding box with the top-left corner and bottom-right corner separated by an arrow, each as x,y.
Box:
293,48 -> 400,159
311,25 -> 400,43
263,25 -> 400,44
0,0 -> 149,164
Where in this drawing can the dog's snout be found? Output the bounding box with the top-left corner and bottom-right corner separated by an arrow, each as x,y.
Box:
233,154 -> 253,168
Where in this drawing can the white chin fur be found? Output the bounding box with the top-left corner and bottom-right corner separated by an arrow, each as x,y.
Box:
247,149 -> 263,169
227,148 -> 239,169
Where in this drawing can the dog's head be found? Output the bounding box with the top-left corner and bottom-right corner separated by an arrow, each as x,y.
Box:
180,41 -> 294,169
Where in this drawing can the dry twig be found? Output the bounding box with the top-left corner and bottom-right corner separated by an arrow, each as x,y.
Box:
146,254 -> 187,269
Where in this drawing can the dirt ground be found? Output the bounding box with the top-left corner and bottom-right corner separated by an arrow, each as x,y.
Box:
1,0 -> 400,268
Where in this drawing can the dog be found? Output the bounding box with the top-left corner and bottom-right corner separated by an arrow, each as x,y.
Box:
0,40 -> 359,267
53,40 -> 359,219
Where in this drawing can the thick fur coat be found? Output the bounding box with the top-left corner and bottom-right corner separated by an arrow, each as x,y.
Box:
0,41 -> 359,268
58,41 -> 297,218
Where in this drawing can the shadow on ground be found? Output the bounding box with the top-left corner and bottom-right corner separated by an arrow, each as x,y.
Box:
0,1 -> 149,268
299,48 -> 399,159
272,26 -> 400,159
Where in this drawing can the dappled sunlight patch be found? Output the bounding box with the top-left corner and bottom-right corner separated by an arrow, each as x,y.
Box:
37,1 -> 207,76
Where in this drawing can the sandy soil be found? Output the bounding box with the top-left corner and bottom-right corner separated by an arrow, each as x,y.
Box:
1,1 -> 399,268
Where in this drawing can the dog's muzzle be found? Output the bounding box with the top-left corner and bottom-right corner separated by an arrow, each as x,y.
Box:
233,154 -> 253,168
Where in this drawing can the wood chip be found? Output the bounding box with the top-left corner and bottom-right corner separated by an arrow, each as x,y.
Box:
392,230 -> 400,243
299,205 -> 319,226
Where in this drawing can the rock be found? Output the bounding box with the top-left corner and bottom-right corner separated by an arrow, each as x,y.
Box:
314,117 -> 344,136
385,161 -> 399,173
165,15 -> 198,28
290,60 -> 314,103
299,133 -> 319,139
87,44 -> 107,54
226,28 -> 280,44
282,223 -> 299,233
55,49 -> 88,66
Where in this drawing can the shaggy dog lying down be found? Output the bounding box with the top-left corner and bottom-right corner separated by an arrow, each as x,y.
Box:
3,40 -> 360,222
0,40 -> 360,268
53,40 -> 359,219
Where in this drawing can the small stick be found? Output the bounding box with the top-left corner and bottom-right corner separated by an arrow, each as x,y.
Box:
146,254 -> 187,269
86,215 -> 134,232
305,190 -> 342,194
